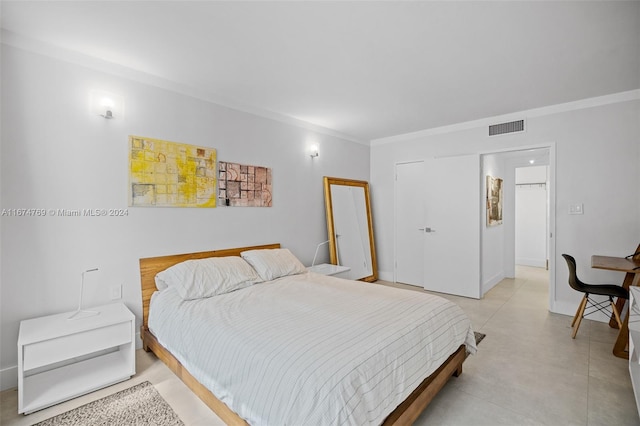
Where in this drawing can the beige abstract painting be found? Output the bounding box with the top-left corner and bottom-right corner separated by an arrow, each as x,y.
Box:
218,161 -> 272,207
486,175 -> 503,226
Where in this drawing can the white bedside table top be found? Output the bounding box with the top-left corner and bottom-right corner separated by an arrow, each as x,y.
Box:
308,263 -> 351,276
18,303 -> 134,345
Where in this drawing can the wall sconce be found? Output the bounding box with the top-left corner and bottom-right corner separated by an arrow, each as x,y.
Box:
90,90 -> 123,119
309,145 -> 319,158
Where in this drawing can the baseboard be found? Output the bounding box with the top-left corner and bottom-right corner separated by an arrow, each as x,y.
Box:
516,258 -> 546,268
550,300 -> 576,317
1,365 -> 17,392
378,270 -> 394,282
482,271 -> 504,295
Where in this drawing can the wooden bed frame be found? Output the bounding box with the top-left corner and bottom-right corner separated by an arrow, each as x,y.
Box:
139,243 -> 466,425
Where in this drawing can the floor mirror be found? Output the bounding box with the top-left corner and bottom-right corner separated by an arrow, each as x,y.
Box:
323,177 -> 378,282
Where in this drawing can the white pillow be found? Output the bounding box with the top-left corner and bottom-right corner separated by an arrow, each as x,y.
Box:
241,248 -> 307,281
155,256 -> 261,300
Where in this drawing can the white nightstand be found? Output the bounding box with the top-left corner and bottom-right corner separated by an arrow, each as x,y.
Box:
17,303 -> 135,414
308,263 -> 351,279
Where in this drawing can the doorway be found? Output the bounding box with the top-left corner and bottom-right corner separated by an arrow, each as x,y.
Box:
481,147 -> 554,304
393,144 -> 555,310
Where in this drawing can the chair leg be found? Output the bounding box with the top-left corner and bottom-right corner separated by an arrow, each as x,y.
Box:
572,294 -> 588,327
611,298 -> 623,330
572,295 -> 588,339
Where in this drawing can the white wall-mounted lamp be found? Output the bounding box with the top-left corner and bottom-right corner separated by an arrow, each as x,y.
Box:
90,90 -> 123,119
68,268 -> 100,320
309,144 -> 319,158
100,99 -> 114,119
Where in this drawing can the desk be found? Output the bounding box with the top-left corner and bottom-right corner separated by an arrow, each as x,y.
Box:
591,254 -> 640,359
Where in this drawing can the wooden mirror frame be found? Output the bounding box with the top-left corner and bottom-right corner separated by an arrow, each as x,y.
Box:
323,176 -> 378,282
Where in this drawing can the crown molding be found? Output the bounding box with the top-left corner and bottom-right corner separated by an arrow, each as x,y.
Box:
4,30 -> 637,148
370,89 -> 640,146
1,30 -> 366,145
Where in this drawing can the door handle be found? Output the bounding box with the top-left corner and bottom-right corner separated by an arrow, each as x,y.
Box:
418,228 -> 436,233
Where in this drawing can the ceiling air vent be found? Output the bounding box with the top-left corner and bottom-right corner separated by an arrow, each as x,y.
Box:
489,119 -> 525,136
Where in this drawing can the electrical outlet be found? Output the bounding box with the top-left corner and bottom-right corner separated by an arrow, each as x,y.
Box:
569,203 -> 584,215
110,284 -> 122,300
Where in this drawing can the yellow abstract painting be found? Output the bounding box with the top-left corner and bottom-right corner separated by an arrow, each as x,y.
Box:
129,136 -> 217,207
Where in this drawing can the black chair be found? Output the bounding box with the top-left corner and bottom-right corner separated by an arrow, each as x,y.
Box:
562,254 -> 628,339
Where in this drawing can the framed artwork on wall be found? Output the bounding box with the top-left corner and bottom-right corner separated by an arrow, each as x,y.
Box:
486,175 -> 503,226
218,161 -> 272,207
128,135 -> 217,208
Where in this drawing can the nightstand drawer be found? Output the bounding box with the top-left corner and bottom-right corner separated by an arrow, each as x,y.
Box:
23,321 -> 131,371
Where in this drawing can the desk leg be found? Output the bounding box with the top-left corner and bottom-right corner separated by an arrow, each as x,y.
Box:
613,309 -> 630,359
609,272 -> 636,328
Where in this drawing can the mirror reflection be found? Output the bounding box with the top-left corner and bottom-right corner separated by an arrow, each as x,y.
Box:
323,177 -> 377,282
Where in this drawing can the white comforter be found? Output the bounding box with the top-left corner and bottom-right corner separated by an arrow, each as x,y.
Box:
149,272 -> 476,425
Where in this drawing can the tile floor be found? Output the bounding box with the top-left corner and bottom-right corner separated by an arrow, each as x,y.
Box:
408,266 -> 639,426
2,266 -> 638,425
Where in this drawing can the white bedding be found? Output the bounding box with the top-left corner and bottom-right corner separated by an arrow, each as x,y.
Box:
149,271 -> 476,425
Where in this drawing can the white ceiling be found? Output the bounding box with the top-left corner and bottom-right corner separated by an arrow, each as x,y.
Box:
2,1 -> 639,142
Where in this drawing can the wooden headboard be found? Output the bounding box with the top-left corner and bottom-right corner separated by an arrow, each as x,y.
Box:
139,243 -> 280,329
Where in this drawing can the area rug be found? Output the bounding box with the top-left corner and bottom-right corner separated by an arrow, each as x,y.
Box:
474,331 -> 486,345
34,381 -> 184,426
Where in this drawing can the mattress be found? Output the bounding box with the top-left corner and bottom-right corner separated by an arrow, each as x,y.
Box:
149,271 -> 476,425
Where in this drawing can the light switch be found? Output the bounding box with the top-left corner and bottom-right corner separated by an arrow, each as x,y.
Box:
569,203 -> 584,215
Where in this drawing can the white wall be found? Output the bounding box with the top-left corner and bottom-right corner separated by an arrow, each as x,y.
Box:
371,97 -> 640,318
515,166 -> 548,267
482,153 -> 506,293
0,45 -> 370,389
517,166 -> 547,185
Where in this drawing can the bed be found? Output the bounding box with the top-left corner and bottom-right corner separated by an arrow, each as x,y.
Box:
139,243 -> 476,425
